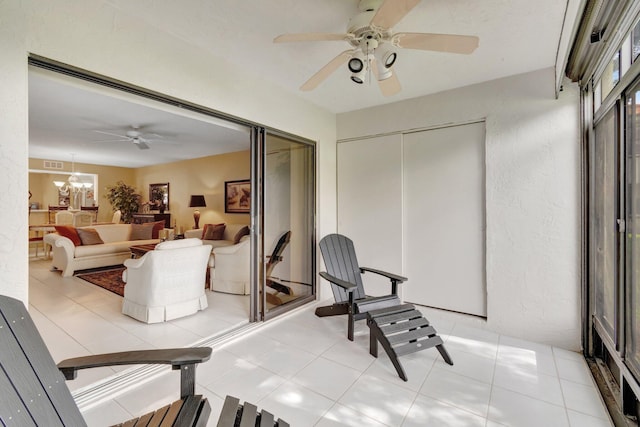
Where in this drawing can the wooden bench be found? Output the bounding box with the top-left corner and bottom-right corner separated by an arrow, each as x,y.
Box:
216,396 -> 289,427
367,303 -> 453,381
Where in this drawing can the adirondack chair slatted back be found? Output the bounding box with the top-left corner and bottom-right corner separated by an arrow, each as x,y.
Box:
0,295 -> 87,426
265,231 -> 291,278
319,234 -> 367,302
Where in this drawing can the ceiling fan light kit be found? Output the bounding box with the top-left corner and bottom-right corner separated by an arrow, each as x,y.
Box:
274,0 -> 479,96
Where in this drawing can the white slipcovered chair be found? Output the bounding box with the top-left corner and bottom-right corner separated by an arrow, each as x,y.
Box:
111,209 -> 122,224
122,238 -> 210,323
210,238 -> 250,294
72,211 -> 93,227
55,210 -> 73,225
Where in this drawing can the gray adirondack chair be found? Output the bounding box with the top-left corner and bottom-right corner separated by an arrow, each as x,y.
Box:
0,294 -> 211,426
316,233 -> 407,341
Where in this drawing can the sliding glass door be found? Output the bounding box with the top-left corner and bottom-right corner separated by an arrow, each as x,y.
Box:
260,132 -> 315,319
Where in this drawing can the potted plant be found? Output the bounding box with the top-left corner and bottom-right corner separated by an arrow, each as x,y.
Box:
104,181 -> 141,223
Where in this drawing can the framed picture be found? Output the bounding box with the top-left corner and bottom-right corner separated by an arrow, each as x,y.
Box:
225,179 -> 251,213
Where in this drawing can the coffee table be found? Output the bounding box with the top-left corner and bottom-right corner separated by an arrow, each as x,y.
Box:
129,243 -> 158,258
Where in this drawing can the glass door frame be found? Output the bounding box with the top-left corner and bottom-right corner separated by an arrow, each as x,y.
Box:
251,128 -> 317,321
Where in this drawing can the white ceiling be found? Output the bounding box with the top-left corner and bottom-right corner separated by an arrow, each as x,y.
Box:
29,0 -> 579,168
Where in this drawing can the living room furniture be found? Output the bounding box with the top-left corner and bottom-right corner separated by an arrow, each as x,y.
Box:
72,211 -> 93,227
184,223 -> 250,250
0,294 -> 212,427
217,395 -> 289,427
132,212 -> 171,228
44,223 -> 160,277
129,243 -> 159,259
55,210 -> 74,225
80,205 -> 99,221
112,209 -> 122,223
210,238 -> 250,294
122,238 -> 211,323
316,233 -> 407,341
367,303 -> 453,381
48,205 -> 68,223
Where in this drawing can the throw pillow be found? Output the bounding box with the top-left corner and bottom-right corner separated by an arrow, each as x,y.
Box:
151,221 -> 165,239
54,225 -> 82,246
202,223 -> 226,240
233,225 -> 250,244
76,228 -> 104,245
130,223 -> 155,240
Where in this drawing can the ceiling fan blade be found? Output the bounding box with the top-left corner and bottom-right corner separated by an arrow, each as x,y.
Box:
300,50 -> 353,91
370,0 -> 421,30
90,139 -> 129,143
274,33 -> 353,43
393,32 -> 479,54
372,61 -> 401,97
135,141 -> 150,150
94,130 -> 129,139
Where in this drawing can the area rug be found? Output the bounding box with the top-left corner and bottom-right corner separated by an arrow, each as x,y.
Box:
75,266 -> 126,297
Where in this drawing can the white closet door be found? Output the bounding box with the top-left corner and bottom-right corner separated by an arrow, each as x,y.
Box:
337,135 -> 403,296
403,123 -> 487,316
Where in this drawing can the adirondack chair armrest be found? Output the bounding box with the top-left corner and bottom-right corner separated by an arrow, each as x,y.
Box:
57,347 -> 212,380
319,271 -> 358,291
360,267 -> 407,283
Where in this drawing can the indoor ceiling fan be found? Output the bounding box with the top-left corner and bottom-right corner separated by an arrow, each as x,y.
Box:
274,0 -> 479,96
92,125 -> 172,150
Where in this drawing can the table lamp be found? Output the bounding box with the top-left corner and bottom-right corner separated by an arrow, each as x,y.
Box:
189,195 -> 206,229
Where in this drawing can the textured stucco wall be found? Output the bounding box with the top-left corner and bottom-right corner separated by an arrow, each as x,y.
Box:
338,68 -> 581,350
0,0 -> 337,303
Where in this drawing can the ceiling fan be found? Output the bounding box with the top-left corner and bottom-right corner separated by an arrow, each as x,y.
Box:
274,0 -> 479,96
92,125 -> 171,150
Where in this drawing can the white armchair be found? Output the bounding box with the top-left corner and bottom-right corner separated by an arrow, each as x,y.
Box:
122,238 -> 211,323
210,238 -> 250,294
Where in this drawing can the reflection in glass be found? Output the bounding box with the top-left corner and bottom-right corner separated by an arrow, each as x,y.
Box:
626,83 -> 640,376
593,107 -> 617,341
263,134 -> 315,313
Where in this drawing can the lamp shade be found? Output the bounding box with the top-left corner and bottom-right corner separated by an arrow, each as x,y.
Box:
189,195 -> 206,208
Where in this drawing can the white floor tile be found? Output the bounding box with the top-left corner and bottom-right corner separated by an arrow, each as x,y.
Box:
560,379 -> 610,420
316,403 -> 391,427
203,360 -> 285,404
556,356 -> 595,386
257,381 -> 335,426
82,399 -> 133,427
403,394 -> 487,427
433,347 -> 496,384
291,356 -> 362,400
567,409 -> 614,427
493,363 -> 564,405
339,373 -> 417,427
488,387 -> 569,427
419,368 -> 491,417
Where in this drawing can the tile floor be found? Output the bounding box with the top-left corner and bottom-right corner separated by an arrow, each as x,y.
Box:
29,257 -> 614,426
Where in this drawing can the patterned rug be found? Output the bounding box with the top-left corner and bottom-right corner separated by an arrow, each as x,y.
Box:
76,266 -> 126,297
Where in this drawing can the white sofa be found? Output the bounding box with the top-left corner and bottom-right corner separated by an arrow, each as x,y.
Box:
122,238 -> 210,323
184,224 -> 251,294
184,223 -> 249,249
44,224 -> 159,277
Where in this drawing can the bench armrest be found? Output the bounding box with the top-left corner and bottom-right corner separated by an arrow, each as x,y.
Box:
319,271 -> 358,291
58,347 -> 212,399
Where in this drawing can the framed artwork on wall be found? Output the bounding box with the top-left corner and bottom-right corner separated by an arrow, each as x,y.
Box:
225,180 -> 250,213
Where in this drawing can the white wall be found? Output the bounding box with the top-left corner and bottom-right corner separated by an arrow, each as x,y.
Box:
337,68 -> 582,350
0,0 -> 337,303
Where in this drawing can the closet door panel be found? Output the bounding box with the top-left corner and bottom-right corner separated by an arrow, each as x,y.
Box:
403,123 -> 487,316
337,135 -> 403,296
